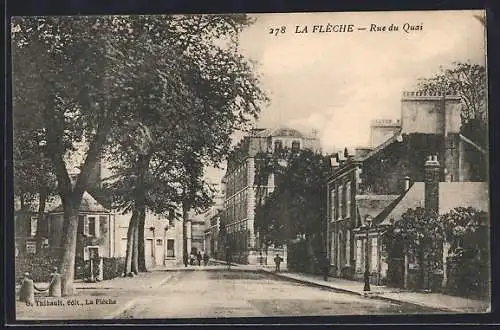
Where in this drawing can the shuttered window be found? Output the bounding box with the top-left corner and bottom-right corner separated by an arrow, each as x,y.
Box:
355,239 -> 362,271
345,230 -> 351,266
346,182 -> 351,218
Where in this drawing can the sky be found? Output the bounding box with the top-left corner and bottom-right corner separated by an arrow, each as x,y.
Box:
203,9 -> 487,184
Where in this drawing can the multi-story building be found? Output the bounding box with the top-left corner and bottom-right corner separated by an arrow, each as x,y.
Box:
203,187 -> 225,258
326,91 -> 487,284
221,126 -> 322,264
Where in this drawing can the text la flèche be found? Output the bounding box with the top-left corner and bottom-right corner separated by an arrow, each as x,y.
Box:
295,24 -> 355,34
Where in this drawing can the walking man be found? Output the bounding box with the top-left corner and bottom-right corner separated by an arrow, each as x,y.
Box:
197,251 -> 202,266
274,254 -> 283,272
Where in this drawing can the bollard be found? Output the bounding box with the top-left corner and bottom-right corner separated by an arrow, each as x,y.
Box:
49,267 -> 62,297
19,272 -> 35,305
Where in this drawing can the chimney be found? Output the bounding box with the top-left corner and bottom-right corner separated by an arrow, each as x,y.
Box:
330,156 -> 340,168
404,176 -> 411,191
424,155 -> 440,214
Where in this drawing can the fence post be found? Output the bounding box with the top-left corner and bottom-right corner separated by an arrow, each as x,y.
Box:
98,258 -> 104,281
19,272 -> 35,305
49,267 -> 62,297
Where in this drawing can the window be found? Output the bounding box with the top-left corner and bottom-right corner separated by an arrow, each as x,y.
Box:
345,230 -> 351,266
346,182 -> 351,218
370,238 -> 378,272
291,141 -> 300,151
338,185 -> 343,219
330,233 -> 335,263
337,231 -> 343,266
156,239 -> 163,246
26,240 -> 36,254
355,239 -> 362,270
274,140 -> 283,151
88,217 -> 96,236
30,216 -> 37,237
330,189 -> 336,221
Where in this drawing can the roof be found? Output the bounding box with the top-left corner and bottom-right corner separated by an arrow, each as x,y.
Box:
255,127 -> 305,138
379,182 -> 489,226
459,134 -> 487,155
49,191 -> 110,213
357,130 -> 402,161
356,194 -> 400,226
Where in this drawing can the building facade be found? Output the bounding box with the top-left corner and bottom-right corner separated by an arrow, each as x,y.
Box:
15,192 -> 117,261
114,212 -> 184,268
221,127 -> 321,264
326,91 -> 488,284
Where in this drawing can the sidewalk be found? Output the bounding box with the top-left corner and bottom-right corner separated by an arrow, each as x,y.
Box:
216,260 -> 490,314
15,271 -> 177,320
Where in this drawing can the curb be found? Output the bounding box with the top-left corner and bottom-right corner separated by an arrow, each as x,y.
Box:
258,268 -> 452,313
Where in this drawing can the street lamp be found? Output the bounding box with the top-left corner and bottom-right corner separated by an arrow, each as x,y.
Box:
363,215 -> 373,292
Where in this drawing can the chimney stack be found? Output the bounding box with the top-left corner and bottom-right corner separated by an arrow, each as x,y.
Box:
424,155 -> 440,214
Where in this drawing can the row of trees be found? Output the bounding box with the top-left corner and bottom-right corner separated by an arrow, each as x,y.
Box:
12,15 -> 267,295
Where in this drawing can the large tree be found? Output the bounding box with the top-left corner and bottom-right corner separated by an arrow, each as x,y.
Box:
254,148 -> 331,267
12,16 -> 176,294
417,62 -> 487,148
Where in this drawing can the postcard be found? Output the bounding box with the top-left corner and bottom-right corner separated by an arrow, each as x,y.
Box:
10,10 -> 489,322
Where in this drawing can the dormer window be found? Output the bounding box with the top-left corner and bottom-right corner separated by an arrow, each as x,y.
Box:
291,141 -> 301,151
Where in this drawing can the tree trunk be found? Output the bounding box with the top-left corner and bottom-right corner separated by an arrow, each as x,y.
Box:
138,206 -> 147,272
131,213 -> 139,274
36,188 -> 48,253
123,209 -> 139,276
182,202 -> 189,262
59,196 -> 83,296
135,154 -> 150,273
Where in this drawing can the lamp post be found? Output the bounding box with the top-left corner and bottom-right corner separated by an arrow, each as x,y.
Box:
363,215 -> 373,292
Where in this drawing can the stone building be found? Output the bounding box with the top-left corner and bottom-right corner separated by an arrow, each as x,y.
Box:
326,91 -> 487,284
114,212 -> 184,267
221,126 -> 321,264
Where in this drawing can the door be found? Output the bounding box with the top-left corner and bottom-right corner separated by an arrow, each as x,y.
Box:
120,238 -> 128,258
166,239 -> 175,258
145,239 -> 154,268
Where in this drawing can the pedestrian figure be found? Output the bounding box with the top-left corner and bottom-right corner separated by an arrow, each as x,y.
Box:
183,253 -> 189,267
274,254 -> 283,272
203,252 -> 209,266
197,251 -> 202,266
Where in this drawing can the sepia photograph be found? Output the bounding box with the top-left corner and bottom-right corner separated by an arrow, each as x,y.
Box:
10,9 -> 490,322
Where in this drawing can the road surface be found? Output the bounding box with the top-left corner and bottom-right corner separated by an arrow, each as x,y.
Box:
115,268 -> 438,319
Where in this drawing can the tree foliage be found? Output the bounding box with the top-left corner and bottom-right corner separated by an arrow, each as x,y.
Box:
390,206 -> 489,291
254,148 -> 331,246
12,14 -> 267,292
417,62 -> 487,148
